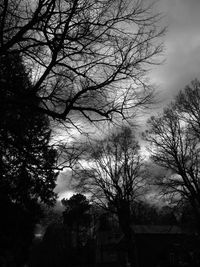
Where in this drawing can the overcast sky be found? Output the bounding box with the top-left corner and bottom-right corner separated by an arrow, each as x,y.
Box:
55,0 -> 200,199
151,0 -> 200,104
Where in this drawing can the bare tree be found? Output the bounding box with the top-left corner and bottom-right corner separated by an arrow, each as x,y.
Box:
145,84 -> 200,228
0,0 -> 164,126
73,126 -> 145,267
175,79 -> 200,139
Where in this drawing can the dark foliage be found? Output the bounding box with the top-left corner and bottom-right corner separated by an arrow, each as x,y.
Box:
0,54 -> 58,266
132,202 -> 177,225
0,54 -> 58,206
62,193 -> 91,228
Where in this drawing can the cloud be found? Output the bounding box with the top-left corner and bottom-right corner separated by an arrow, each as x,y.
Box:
54,170 -> 74,199
150,0 -> 200,104
55,0 -> 200,195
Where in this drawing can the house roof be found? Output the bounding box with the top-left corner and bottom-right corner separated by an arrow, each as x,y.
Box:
97,225 -> 196,251
132,225 -> 185,234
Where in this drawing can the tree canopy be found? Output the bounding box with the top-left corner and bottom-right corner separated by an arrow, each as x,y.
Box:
0,53 -> 58,266
145,80 -> 200,228
73,127 -> 144,209
62,193 -> 91,228
0,54 -> 58,206
0,0 -> 164,125
72,126 -> 144,267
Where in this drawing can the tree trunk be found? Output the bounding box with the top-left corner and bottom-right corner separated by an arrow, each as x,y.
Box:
118,204 -> 139,267
189,197 -> 200,233
121,223 -> 138,267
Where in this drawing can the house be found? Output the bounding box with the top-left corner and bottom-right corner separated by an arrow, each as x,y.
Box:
29,215 -> 200,267
131,225 -> 198,267
95,219 -> 199,267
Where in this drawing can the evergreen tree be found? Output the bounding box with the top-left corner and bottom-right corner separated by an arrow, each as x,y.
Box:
0,54 -> 58,266
62,194 -> 91,248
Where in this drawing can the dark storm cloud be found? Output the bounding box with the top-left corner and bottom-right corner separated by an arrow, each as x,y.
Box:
151,0 -> 200,104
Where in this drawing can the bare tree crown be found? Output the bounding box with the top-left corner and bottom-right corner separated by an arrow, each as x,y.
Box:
0,0 -> 164,126
145,80 -> 200,220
